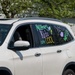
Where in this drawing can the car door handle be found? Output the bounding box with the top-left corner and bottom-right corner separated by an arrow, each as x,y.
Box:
57,50 -> 62,53
35,53 -> 41,57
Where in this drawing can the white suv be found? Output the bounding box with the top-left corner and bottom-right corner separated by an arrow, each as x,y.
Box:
0,17 -> 75,75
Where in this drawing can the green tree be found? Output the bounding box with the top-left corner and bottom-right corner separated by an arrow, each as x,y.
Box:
0,0 -> 32,18
0,0 -> 75,19
33,0 -> 75,19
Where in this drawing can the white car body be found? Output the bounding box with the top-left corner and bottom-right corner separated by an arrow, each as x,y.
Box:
0,17 -> 75,75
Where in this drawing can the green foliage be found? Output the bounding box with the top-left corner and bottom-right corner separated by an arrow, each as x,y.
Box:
33,0 -> 75,19
0,0 -> 32,18
0,0 -> 75,18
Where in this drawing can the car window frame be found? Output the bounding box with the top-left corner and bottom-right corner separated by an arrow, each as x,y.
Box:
8,23 -> 35,50
31,22 -> 74,47
8,22 -> 74,49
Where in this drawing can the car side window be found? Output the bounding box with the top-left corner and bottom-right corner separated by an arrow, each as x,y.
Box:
9,25 -> 34,49
33,23 -> 56,47
53,25 -> 74,44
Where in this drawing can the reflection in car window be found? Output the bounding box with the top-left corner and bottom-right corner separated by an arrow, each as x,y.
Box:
0,24 -> 11,45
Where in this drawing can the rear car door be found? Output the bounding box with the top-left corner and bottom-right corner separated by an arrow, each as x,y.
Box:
32,23 -> 74,75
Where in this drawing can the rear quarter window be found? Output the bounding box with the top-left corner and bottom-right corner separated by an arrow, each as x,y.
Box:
53,25 -> 74,45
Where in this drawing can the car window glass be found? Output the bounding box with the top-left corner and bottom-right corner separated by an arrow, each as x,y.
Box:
9,25 -> 33,48
0,24 -> 11,45
33,23 -> 56,47
53,25 -> 74,44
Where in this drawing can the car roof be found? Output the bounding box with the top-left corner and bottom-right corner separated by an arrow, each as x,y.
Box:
18,17 -> 62,22
0,17 -> 62,25
0,18 -> 19,24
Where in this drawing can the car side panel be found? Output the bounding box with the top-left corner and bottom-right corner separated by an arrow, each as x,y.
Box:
0,47 -> 14,75
41,43 -> 73,75
12,48 -> 42,75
